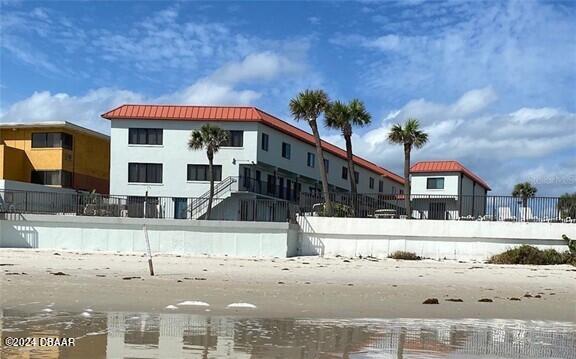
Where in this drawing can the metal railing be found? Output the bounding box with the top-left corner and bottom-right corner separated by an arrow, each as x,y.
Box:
298,192 -> 574,222
236,176 -> 301,202
0,190 -> 296,222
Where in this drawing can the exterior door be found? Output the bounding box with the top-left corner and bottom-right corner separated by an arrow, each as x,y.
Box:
429,202 -> 446,220
174,198 -> 188,219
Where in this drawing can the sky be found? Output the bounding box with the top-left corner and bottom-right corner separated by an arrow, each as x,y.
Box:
0,0 -> 575,195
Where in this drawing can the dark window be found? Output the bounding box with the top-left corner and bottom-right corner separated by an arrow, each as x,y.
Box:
128,128 -> 163,145
261,133 -> 269,151
354,171 -> 359,184
369,177 -> 375,189
342,167 -> 348,180
323,159 -> 329,173
31,132 -> 73,150
427,177 -> 445,189
224,131 -> 243,147
61,133 -> 73,150
282,142 -> 291,159
379,180 -> 384,192
307,152 -> 315,167
30,170 -> 72,187
187,165 -> 222,181
128,163 -> 163,183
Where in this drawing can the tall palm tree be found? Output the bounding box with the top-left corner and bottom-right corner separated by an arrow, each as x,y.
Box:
188,124 -> 229,220
512,182 -> 537,208
388,118 -> 429,219
325,99 -> 371,195
290,89 -> 332,215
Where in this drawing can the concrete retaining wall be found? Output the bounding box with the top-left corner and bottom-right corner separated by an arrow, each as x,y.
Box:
0,214 -> 299,258
2,214 -> 574,260
297,216 -> 575,260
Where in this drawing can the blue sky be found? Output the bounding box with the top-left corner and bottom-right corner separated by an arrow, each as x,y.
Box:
1,0 -> 575,195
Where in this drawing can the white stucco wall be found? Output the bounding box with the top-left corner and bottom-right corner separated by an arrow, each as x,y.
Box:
297,216 -> 575,260
0,214 -> 299,257
110,120 -> 259,198
109,119 -> 403,199
255,123 -> 401,193
411,173 -> 459,196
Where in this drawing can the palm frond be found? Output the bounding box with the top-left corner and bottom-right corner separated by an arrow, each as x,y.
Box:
289,89 -> 330,122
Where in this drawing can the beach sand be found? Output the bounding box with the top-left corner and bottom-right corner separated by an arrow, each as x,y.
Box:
1,249 -> 575,321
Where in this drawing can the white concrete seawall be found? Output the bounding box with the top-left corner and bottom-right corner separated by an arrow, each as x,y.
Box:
297,216 -> 575,260
1,214 -> 574,260
0,214 -> 299,258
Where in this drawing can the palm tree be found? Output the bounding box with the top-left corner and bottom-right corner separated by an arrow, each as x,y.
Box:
512,182 -> 537,208
325,99 -> 371,195
290,89 -> 332,215
188,124 -> 229,220
558,192 -> 576,220
388,118 -> 429,219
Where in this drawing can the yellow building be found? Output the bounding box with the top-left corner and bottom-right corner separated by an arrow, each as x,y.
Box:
0,121 -> 110,194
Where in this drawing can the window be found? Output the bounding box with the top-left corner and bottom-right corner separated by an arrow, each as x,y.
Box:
261,133 -> 269,151
307,152 -> 315,168
32,132 -> 73,150
323,159 -> 329,173
369,177 -> 375,189
342,167 -> 348,180
379,180 -> 384,192
128,128 -> 163,145
354,171 -> 359,184
128,163 -> 163,183
281,142 -> 291,159
31,170 -> 73,187
187,165 -> 222,181
224,130 -> 243,147
427,177 -> 445,189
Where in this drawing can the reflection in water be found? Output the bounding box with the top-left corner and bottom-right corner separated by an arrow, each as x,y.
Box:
1,309 -> 575,358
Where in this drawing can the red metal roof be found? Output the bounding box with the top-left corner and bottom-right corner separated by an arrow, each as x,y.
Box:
410,160 -> 491,190
102,104 -> 404,185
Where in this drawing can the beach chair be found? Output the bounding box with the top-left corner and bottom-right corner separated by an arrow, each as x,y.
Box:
498,207 -> 516,221
520,207 -> 539,222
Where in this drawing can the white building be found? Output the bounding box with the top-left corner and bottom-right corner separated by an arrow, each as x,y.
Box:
410,160 -> 491,219
102,104 -> 404,220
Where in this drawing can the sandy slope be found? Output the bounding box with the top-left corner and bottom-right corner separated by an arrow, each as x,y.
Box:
1,249 -> 575,321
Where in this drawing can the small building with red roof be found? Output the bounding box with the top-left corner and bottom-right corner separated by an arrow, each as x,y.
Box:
409,160 -> 490,220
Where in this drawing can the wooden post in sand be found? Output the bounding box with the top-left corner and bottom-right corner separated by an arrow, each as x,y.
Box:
143,224 -> 155,276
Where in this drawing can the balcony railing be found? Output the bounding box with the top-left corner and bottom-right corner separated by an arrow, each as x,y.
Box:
236,176 -> 302,202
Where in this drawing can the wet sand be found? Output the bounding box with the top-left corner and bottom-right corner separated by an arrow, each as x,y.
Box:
1,249 -> 575,321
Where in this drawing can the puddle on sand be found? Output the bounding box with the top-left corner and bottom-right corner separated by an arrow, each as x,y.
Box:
1,309 -> 575,358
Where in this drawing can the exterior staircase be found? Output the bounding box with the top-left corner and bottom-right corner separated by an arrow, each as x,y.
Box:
188,176 -> 238,219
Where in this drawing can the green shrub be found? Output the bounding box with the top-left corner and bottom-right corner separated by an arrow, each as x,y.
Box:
388,251 -> 421,260
488,245 -> 573,265
317,203 -> 353,217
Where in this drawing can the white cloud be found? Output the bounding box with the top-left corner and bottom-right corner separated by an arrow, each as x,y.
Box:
324,88 -> 576,195
0,50 -> 309,130
308,16 -> 321,25
0,89 -> 143,133
330,1 -> 576,110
